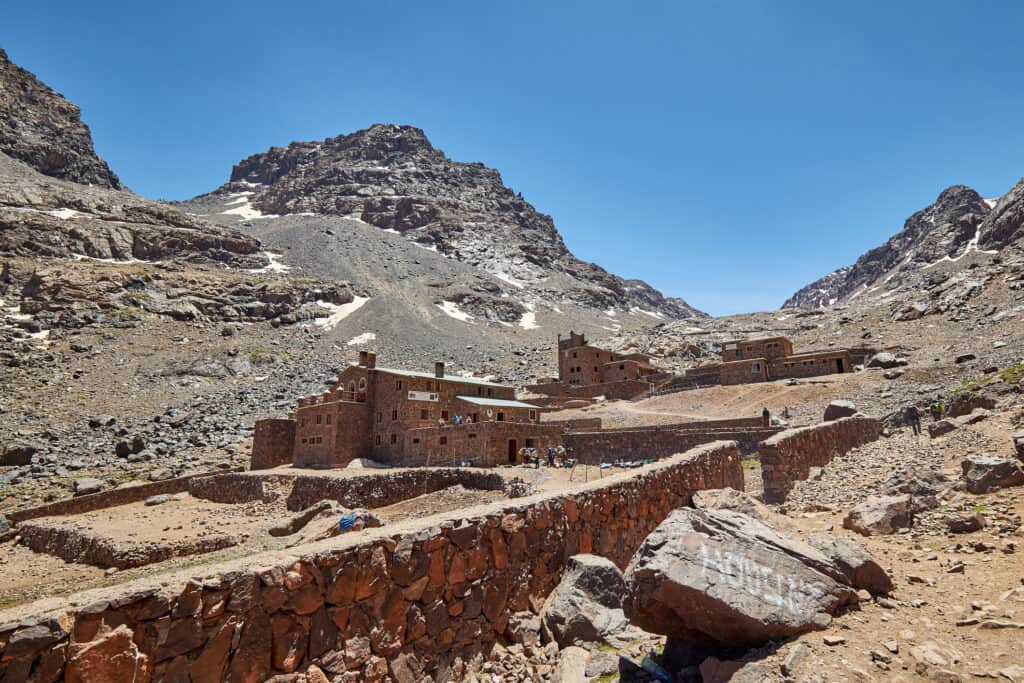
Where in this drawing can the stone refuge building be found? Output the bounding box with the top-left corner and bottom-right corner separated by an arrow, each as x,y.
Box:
252,352 -> 563,469
525,332 -> 673,402
684,336 -> 853,386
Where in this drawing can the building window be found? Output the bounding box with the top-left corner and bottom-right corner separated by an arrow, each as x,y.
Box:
468,433 -> 477,440
375,434 -> 381,445
620,364 -> 625,370
572,352 -> 577,358
420,409 -> 429,420
396,380 -> 403,390
477,387 -> 483,396
392,409 -> 398,420
358,378 -> 366,390
440,436 -> 447,445
390,434 -> 397,444
529,410 -> 537,421
441,410 -> 449,420
594,366 -> 598,372
412,437 -> 420,444
317,436 -> 323,444
497,412 -> 505,422
487,388 -> 494,397
301,438 -> 307,444
752,363 -> 760,372
316,415 -> 322,425
326,415 -> 331,425
427,381 -> 434,392
472,413 -> 479,423
377,412 -> 382,423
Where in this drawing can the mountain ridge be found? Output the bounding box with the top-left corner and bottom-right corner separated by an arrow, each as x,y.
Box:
196,123 -> 706,319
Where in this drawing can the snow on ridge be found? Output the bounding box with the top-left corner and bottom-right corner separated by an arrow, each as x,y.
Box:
346,332 -> 377,346
629,306 -> 664,320
921,225 -> 998,270
222,193 -> 279,220
984,198 -> 998,208
313,296 -> 370,330
492,270 -> 526,289
518,302 -> 539,330
436,300 -> 473,323
247,251 -> 290,274
48,208 -> 86,220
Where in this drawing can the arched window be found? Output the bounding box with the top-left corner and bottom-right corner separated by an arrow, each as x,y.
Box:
348,381 -> 356,394
358,378 -> 367,390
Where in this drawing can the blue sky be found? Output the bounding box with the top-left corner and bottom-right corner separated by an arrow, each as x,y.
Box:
6,2 -> 1024,315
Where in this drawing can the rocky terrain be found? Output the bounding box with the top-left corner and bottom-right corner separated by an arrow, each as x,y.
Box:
0,48 -> 120,189
183,123 -> 704,318
785,181 -> 1024,311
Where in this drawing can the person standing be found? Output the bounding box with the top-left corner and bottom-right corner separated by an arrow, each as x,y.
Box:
906,404 -> 922,436
930,398 -> 943,422
761,407 -> 771,428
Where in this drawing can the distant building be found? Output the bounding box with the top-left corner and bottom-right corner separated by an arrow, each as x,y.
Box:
557,331 -> 663,386
686,336 -> 851,386
253,352 -> 562,469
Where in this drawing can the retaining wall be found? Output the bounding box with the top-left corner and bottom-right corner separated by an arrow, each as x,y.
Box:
6,471 -> 239,525
565,426 -> 781,462
0,442 -> 743,683
760,415 -> 882,503
251,418 -> 296,470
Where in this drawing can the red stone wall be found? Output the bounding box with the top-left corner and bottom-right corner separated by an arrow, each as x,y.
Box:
6,472 -> 238,525
399,423 -> 566,467
564,427 -> 781,462
760,415 -> 882,503
769,350 -> 852,380
251,418 -> 296,470
0,442 -> 743,682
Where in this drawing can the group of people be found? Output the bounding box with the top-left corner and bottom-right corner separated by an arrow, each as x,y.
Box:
437,415 -> 473,427
904,397 -> 944,435
518,445 -> 570,467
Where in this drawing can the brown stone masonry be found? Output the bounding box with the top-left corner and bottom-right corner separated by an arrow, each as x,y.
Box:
760,415 -> 882,503
0,441 -> 742,682
565,426 -> 782,463
251,419 -> 297,470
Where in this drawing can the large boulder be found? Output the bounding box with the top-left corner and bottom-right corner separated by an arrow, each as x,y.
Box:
928,420 -> 957,438
623,509 -> 857,651
867,352 -> 906,369
807,534 -> 893,595
823,400 -> 858,422
946,392 -> 997,418
540,554 -> 640,648
691,488 -> 798,533
961,455 -> 1024,494
1,440 -> 41,466
1014,432 -> 1024,462
881,468 -> 954,513
843,494 -> 913,536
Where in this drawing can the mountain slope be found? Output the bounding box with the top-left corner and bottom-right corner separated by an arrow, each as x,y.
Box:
784,185 -> 1004,309
0,48 -> 121,189
188,123 -> 705,318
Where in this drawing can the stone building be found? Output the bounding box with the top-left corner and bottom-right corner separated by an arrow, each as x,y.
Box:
686,336 -> 852,386
253,352 -> 557,469
557,331 -> 662,386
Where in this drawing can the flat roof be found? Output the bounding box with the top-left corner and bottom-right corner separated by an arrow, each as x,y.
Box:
373,367 -> 507,388
721,336 -> 791,345
456,396 -> 538,408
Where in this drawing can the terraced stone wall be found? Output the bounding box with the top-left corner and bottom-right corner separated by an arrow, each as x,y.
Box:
760,416 -> 882,503
0,441 -> 742,682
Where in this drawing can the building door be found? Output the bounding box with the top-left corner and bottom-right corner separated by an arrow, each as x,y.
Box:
508,439 -> 517,464
836,358 -> 845,373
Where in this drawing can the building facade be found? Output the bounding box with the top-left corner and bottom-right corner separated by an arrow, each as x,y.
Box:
258,352 -> 555,469
685,337 -> 852,386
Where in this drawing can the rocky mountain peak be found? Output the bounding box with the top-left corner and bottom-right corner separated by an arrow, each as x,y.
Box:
784,184 -> 993,310
208,124 -> 706,318
0,48 -> 121,189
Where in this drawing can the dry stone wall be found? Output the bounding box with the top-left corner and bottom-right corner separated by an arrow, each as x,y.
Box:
565,426 -> 781,463
760,416 -> 882,503
0,442 -> 743,683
